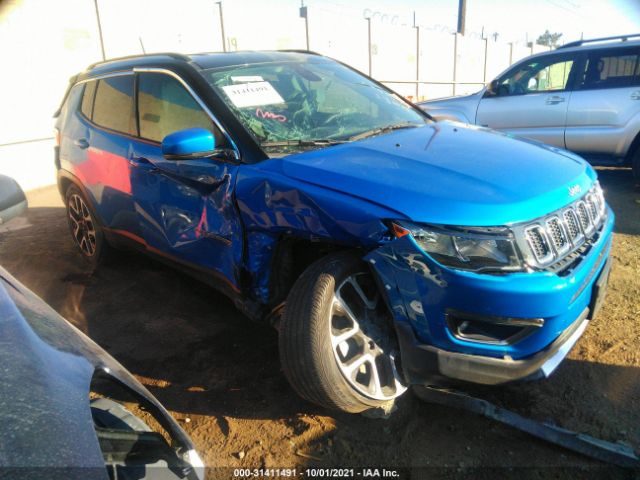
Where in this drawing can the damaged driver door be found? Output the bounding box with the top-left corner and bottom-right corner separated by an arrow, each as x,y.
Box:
129,71 -> 244,294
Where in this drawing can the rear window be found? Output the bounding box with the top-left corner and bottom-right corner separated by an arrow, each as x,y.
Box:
92,75 -> 136,135
579,48 -> 640,90
80,81 -> 97,118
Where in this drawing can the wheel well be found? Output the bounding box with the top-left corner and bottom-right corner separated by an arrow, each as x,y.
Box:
267,238 -> 355,308
625,130 -> 640,165
58,176 -> 73,199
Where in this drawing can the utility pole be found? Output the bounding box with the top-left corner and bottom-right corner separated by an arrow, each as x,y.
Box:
216,1 -> 226,52
457,0 -> 466,35
93,0 -> 106,61
300,2 -> 309,51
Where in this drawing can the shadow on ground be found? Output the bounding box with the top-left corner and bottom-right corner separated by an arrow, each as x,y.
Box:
596,167 -> 640,236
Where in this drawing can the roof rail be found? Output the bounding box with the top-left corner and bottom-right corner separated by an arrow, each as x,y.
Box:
87,52 -> 191,70
277,49 -> 321,55
559,33 -> 640,49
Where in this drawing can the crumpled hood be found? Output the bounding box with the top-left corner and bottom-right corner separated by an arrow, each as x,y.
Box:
277,122 -> 596,226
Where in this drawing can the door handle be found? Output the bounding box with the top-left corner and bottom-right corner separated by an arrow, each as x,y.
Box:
631,91 -> 640,100
545,96 -> 565,105
129,156 -> 157,172
128,156 -> 152,166
74,138 -> 89,149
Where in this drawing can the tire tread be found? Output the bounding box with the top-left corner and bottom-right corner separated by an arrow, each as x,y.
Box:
279,252 -> 396,413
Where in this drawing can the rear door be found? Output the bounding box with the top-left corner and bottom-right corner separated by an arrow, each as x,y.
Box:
565,46 -> 640,159
69,74 -> 141,236
476,53 -> 580,147
128,71 -> 244,293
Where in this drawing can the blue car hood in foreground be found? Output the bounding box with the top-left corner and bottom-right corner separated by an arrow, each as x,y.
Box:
278,122 -> 596,226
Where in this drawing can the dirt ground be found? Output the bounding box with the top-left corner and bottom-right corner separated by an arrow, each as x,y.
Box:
0,167 -> 638,479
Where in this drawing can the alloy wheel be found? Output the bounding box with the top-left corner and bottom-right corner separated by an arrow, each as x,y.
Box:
329,272 -> 407,401
68,193 -> 97,257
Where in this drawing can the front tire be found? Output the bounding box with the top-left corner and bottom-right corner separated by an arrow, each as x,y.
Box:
279,252 -> 407,414
65,185 -> 110,266
633,148 -> 640,184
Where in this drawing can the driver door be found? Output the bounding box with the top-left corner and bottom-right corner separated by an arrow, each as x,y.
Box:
128,71 -> 244,293
476,53 -> 580,148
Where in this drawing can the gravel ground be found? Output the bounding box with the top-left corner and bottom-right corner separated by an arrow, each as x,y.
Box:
0,167 -> 638,479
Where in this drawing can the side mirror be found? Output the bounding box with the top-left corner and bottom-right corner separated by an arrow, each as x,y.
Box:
485,79 -> 499,97
161,128 -> 216,161
0,175 -> 27,225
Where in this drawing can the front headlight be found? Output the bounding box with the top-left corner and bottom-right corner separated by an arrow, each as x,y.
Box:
392,221 -> 523,272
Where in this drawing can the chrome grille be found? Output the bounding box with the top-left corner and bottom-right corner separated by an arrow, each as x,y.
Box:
563,208 -> 584,246
515,183 -> 607,270
546,216 -> 569,255
525,226 -> 551,262
587,193 -> 600,224
576,201 -> 593,234
563,209 -> 581,241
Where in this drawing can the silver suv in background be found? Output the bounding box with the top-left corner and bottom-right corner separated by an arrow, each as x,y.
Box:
418,34 -> 640,181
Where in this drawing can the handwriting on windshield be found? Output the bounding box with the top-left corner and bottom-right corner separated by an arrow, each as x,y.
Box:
256,108 -> 287,122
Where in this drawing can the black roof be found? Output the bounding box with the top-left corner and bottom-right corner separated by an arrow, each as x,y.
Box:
84,50 -> 325,78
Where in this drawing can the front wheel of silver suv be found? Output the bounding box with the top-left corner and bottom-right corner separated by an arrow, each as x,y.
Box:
279,252 -> 407,414
633,148 -> 640,184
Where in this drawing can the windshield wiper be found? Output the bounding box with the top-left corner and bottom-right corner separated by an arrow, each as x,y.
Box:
261,139 -> 348,148
348,123 -> 421,142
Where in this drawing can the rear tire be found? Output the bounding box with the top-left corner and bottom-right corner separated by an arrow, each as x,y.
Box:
633,148 -> 640,184
65,185 -> 110,266
279,251 -> 407,414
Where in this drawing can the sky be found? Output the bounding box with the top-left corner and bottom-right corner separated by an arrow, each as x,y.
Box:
301,0 -> 640,44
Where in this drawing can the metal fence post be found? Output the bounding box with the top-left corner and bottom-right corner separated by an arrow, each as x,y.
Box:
367,17 -> 372,77
216,1 -> 226,52
415,25 -> 420,100
483,37 -> 488,83
452,33 -> 458,96
93,0 -> 106,61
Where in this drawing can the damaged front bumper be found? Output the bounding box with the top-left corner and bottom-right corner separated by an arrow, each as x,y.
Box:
395,305 -> 592,385
365,209 -> 614,386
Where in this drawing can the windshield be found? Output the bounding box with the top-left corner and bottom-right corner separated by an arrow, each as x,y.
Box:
204,59 -> 430,155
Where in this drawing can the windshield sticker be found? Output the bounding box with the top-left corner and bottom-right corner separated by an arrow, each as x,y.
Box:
231,75 -> 264,83
222,81 -> 285,108
256,108 -> 287,122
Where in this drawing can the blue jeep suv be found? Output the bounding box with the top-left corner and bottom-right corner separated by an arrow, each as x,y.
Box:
54,51 -> 613,414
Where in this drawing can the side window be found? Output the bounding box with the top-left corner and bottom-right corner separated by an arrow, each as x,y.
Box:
578,49 -> 640,90
80,81 -> 97,119
92,76 -> 136,135
496,56 -> 575,96
137,73 -> 222,144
